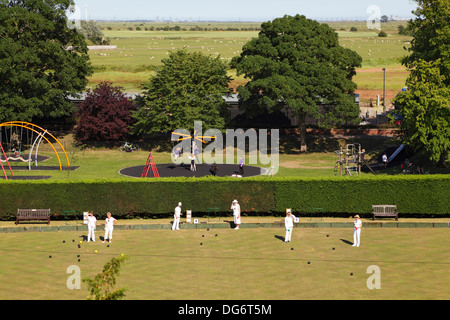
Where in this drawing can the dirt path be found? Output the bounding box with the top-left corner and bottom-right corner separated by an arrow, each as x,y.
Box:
281,160 -> 334,169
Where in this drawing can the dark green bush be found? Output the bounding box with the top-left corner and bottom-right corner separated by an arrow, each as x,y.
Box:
273,175 -> 449,215
0,175 -> 448,220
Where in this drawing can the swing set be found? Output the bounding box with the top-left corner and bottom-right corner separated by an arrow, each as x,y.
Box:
0,121 -> 70,179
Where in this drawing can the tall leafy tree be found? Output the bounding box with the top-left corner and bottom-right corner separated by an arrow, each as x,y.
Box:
394,60 -> 449,165
0,0 -> 92,123
394,0 -> 450,165
402,0 -> 450,86
232,15 -> 362,152
132,49 -> 231,136
79,20 -> 107,45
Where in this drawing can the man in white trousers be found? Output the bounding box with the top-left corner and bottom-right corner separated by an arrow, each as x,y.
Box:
284,209 -> 296,243
172,202 -> 182,230
352,215 -> 362,247
103,212 -> 117,243
87,211 -> 97,242
231,199 -> 241,230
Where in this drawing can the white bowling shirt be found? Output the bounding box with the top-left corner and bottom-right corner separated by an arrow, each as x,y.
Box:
87,215 -> 97,228
105,217 -> 116,230
285,215 -> 296,229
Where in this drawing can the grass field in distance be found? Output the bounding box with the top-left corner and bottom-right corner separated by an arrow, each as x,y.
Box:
87,20 -> 412,102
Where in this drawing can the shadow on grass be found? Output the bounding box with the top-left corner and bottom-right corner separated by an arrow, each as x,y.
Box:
340,239 -> 353,246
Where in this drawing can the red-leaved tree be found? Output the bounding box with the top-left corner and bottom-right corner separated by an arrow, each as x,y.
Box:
75,82 -> 137,144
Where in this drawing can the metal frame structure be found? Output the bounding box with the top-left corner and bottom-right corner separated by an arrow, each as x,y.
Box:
0,121 -> 70,170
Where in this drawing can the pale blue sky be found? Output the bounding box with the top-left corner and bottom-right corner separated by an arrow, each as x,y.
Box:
73,0 -> 418,21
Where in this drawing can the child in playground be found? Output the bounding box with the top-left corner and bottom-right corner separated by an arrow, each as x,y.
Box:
239,156 -> 244,176
193,143 -> 200,163
382,153 -> 388,168
209,164 -> 218,176
189,153 -> 196,172
173,147 -> 181,161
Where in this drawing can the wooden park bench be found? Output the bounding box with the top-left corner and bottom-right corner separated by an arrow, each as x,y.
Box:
16,209 -> 51,225
372,205 -> 398,221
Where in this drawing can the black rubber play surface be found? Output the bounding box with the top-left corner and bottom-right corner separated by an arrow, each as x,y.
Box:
0,176 -> 51,180
8,165 -> 78,171
0,154 -> 78,180
119,163 -> 265,178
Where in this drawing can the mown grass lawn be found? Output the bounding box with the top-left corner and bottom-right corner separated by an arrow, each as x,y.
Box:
8,132 -> 445,180
0,227 -> 448,300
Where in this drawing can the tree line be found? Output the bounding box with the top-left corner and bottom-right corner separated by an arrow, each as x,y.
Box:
0,0 -> 448,164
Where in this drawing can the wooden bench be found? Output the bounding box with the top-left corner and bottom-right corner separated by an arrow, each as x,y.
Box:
16,209 -> 51,225
372,205 -> 398,221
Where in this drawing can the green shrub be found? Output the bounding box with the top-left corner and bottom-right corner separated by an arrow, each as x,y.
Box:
0,175 -> 448,220
273,175 -> 449,215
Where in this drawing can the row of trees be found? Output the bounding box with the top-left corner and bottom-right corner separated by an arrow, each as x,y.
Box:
393,0 -> 449,166
120,25 -> 261,32
0,0 -> 448,164
77,15 -> 363,152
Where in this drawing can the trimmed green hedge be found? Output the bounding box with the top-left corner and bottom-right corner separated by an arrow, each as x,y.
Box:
272,175 -> 449,215
0,175 -> 448,220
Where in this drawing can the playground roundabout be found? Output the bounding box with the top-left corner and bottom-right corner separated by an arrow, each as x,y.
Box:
119,163 -> 266,178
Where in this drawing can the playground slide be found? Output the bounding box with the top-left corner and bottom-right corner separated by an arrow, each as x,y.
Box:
388,144 -> 405,163
363,160 -> 377,175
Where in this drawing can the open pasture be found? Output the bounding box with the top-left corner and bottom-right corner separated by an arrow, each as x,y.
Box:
89,30 -> 254,69
88,30 -> 255,91
87,21 -> 412,97
0,227 -> 448,299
